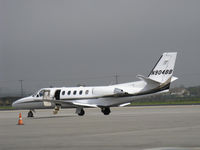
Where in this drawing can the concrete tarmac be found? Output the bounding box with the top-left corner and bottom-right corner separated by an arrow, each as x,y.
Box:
0,106 -> 200,150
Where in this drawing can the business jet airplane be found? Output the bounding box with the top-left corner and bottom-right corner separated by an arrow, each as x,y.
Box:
12,52 -> 177,117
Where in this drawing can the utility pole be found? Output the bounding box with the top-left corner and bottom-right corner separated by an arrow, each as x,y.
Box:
115,73 -> 119,84
19,80 -> 23,97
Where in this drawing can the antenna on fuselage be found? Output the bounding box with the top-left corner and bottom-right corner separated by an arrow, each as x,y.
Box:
77,84 -> 86,87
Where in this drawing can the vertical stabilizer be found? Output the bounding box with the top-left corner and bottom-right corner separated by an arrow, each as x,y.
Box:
148,52 -> 177,83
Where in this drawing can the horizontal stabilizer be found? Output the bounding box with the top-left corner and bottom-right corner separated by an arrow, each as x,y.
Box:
137,74 -> 161,85
171,76 -> 178,82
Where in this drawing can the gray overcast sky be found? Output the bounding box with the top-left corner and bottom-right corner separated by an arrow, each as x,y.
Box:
1,0 -> 200,95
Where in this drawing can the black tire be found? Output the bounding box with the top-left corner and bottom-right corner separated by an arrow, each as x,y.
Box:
28,111 -> 34,117
102,107 -> 111,115
78,109 -> 85,116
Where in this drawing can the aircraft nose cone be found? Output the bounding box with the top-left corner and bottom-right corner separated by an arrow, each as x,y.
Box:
12,96 -> 34,109
12,99 -> 22,108
12,101 -> 18,108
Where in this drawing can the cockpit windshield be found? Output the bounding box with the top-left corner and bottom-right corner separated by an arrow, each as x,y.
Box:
32,91 -> 38,97
32,89 -> 45,97
39,90 -> 44,97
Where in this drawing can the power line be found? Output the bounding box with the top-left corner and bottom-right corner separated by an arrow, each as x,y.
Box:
19,80 -> 23,97
115,73 -> 119,84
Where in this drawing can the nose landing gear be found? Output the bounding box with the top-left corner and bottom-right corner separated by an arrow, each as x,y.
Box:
27,110 -> 34,117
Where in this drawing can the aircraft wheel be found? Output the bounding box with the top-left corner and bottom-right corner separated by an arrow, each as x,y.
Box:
78,109 -> 85,116
101,107 -> 111,115
28,110 -> 34,117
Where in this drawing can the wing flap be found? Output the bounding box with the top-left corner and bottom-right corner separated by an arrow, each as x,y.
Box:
72,102 -> 98,108
119,103 -> 131,107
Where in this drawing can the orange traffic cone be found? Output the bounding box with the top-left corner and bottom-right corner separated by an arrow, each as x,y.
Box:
18,113 -> 24,125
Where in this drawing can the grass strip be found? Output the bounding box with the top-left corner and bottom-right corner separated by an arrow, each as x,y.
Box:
0,106 -> 14,110
131,100 -> 200,106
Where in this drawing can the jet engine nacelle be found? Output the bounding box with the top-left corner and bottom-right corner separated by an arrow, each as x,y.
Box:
92,87 -> 115,97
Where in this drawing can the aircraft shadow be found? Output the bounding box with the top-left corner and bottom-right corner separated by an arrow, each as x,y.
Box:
31,115 -> 76,119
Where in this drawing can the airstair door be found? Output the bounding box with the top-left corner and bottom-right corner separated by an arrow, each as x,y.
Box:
54,90 -> 61,100
42,90 -> 52,107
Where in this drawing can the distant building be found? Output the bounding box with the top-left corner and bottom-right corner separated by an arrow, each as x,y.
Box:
171,87 -> 190,97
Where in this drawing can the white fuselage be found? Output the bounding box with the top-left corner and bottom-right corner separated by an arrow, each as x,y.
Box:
12,80 -> 157,109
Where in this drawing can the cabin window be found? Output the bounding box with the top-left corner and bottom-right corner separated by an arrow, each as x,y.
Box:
73,90 -> 77,95
62,91 -> 65,95
67,91 -> 71,95
79,90 -> 83,95
85,90 -> 89,95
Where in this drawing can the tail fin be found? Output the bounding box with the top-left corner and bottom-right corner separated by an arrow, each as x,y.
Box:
148,52 -> 177,83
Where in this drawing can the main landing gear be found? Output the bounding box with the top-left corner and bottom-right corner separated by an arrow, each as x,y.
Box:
101,107 -> 111,115
76,107 -> 85,116
76,107 -> 111,116
27,110 -> 34,117
53,105 -> 61,114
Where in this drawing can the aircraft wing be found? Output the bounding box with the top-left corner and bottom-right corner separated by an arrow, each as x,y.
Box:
35,99 -> 98,108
